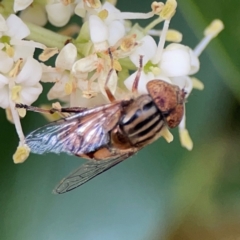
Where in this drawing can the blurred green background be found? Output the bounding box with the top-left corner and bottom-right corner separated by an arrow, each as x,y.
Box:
1,0 -> 240,239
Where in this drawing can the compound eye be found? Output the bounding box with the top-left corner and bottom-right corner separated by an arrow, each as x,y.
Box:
166,105 -> 184,128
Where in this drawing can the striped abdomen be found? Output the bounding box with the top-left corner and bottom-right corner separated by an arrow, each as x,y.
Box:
119,94 -> 165,147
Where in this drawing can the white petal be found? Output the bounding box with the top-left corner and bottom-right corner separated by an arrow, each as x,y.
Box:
14,0 -> 33,12
56,43 -> 77,70
10,39 -> 46,50
0,73 -> 9,88
98,70 -> 117,99
108,20 -> 125,46
0,51 -> 14,74
171,76 -> 193,97
19,4 -> 47,26
188,49 -> 200,75
74,1 -> 86,18
153,73 -> 172,84
13,44 -> 35,61
89,15 -> 108,43
0,86 -> 9,109
130,35 -> 157,67
101,2 -> 121,24
20,83 -> 42,105
74,90 -> 107,107
5,14 -> 30,39
72,54 -> 98,75
15,57 -> 42,86
77,80 -> 99,92
0,15 -> 8,32
46,3 -> 73,27
160,43 -> 191,77
41,67 -> 62,83
47,75 -> 69,100
124,71 -> 154,94
0,43 -> 5,50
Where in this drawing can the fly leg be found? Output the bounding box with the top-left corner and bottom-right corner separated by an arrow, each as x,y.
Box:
132,55 -> 143,96
104,48 -> 117,103
16,103 -> 87,114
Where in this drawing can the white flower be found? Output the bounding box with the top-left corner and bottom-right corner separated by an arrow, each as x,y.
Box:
42,43 -> 77,102
0,56 -> 43,109
0,56 -> 42,160
160,43 -> 199,77
0,14 -> 45,65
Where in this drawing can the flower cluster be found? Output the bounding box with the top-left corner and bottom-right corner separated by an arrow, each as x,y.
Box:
0,0 -> 224,163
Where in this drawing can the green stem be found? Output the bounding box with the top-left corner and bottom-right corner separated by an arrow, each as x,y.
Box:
144,16 -> 163,34
0,0 -> 14,16
25,22 -> 71,49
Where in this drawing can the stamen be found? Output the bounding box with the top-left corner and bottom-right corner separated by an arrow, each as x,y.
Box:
178,114 -> 193,150
161,126 -> 174,143
194,19 -> 224,57
113,11 -> 154,20
85,0 -> 101,9
39,47 -> 59,62
166,29 -> 182,42
13,144 -> 30,164
152,19 -> 170,64
191,77 -> 204,90
179,128 -> 193,150
5,43 -> 14,57
62,0 -> 75,6
9,100 -> 25,145
9,59 -> 23,78
160,0 -> 177,20
64,81 -> 73,95
151,2 -> 164,14
11,85 -> 22,101
98,9 -> 108,20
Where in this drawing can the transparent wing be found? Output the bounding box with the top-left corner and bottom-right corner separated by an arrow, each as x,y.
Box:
25,102 -> 123,156
54,152 -> 134,194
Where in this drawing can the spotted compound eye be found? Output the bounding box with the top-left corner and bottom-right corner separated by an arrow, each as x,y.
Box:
147,80 -> 186,128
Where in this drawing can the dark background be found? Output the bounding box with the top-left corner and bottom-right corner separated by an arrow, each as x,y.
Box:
1,0 -> 240,239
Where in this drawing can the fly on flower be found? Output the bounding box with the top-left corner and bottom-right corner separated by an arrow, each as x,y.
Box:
16,66 -> 186,194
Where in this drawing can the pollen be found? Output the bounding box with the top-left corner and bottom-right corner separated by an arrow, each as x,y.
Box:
62,0 -> 75,6
9,59 -> 23,78
5,44 -> 14,57
17,108 -> 26,118
150,66 -> 161,76
98,9 -> 108,20
85,0 -> 101,9
204,19 -> 224,38
191,77 -> 204,90
82,90 -> 97,98
39,47 -> 59,62
151,2 -> 164,14
13,144 -> 30,164
179,128 -> 193,150
64,81 -> 73,95
166,30 -> 182,42
160,0 -> 177,20
11,85 -> 22,101
113,60 -> 122,71
120,34 -> 137,52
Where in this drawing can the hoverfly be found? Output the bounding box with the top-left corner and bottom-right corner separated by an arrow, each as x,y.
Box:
16,56 -> 186,194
